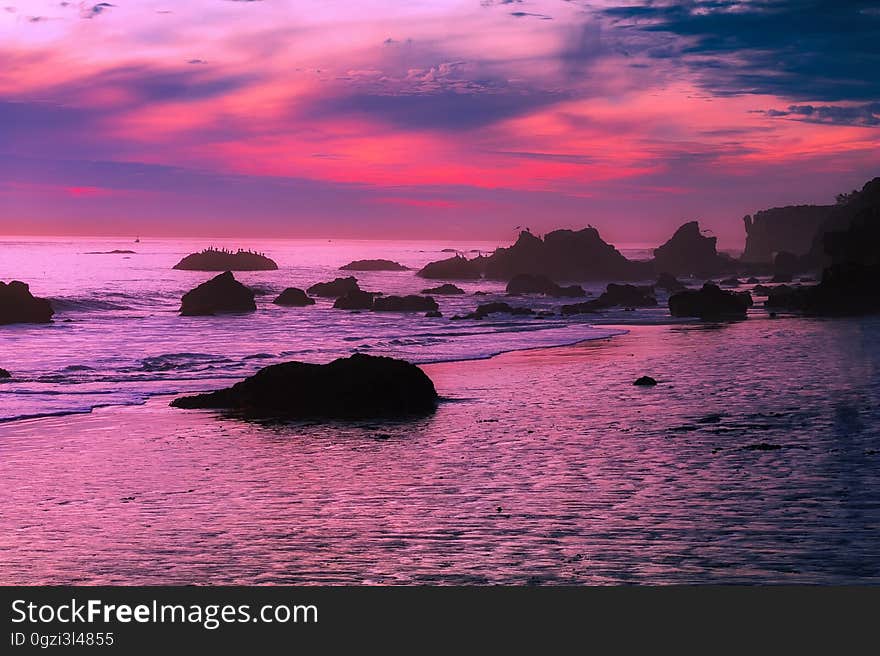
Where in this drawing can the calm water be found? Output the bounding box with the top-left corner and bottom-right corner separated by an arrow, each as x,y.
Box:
0,320 -> 878,584
1,236 -> 653,422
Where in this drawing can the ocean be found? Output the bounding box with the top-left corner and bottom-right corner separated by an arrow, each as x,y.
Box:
2,237 -> 880,584
1,236 -> 664,423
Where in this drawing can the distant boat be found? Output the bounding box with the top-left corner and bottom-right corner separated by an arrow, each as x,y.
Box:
135,236 -> 140,243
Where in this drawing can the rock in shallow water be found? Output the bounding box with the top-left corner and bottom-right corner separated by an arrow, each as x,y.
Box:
372,295 -> 438,312
421,283 -> 465,295
173,248 -> 278,271
333,289 -> 379,310
668,283 -> 752,319
505,273 -> 585,297
633,376 -> 658,386
0,368 -> 10,378
179,271 -> 256,316
171,353 -> 438,419
339,259 -> 408,271
307,276 -> 360,297
272,287 -> 315,307
0,280 -> 55,325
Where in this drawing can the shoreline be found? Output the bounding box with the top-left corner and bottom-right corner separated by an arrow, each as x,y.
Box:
0,324 -> 634,427
0,311 -> 790,427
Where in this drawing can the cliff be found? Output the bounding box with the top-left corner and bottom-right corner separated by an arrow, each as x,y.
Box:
741,205 -> 832,263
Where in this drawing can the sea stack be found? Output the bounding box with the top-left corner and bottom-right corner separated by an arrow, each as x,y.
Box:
652,221 -> 732,277
0,281 -> 54,325
339,259 -> 408,271
173,248 -> 278,271
180,271 -> 256,316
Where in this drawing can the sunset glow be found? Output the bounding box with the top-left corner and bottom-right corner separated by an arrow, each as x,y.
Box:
2,1 -> 878,246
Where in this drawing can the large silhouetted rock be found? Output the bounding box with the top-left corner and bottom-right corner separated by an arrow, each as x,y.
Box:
333,290 -> 379,310
170,353 -> 438,419
179,271 -> 256,316
273,288 -> 315,307
483,229 -> 644,281
0,368 -> 10,378
800,177 -> 880,270
766,183 -> 880,315
416,255 -> 484,279
372,295 -> 438,312
307,276 -> 360,297
505,273 -> 585,297
741,206 -> 832,263
340,259 -> 408,271
652,222 -> 732,277
0,280 -> 54,325
421,283 -> 465,295
173,248 -> 277,271
668,282 -> 752,319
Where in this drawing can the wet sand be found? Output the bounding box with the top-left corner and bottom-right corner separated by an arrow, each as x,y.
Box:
1,320 -> 879,584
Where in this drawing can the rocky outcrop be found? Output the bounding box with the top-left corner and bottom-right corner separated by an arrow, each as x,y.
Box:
668,282 -> 752,319
655,272 -> 686,293
765,184 -> 880,315
416,255 -> 485,279
273,288 -> 315,307
421,283 -> 465,295
741,205 -> 832,263
652,221 -> 732,277
633,376 -> 657,386
505,273 -> 585,297
559,283 -> 656,314
333,290 -> 379,310
560,299 -> 609,315
171,353 -> 438,419
173,248 -> 278,271
340,259 -> 408,271
0,280 -> 54,325
482,229 -> 645,281
799,178 -> 880,270
0,368 -> 10,378
179,271 -> 256,316
454,302 -> 534,320
307,276 -> 360,297
372,295 -> 438,312
598,283 -> 657,307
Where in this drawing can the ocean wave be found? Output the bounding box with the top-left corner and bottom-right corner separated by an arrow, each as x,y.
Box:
138,352 -> 233,372
50,297 -> 132,312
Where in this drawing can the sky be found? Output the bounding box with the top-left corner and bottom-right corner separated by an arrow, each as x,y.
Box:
1,0 -> 878,247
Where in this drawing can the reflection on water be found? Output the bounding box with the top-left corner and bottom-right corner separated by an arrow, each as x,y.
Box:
1,319 -> 878,584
